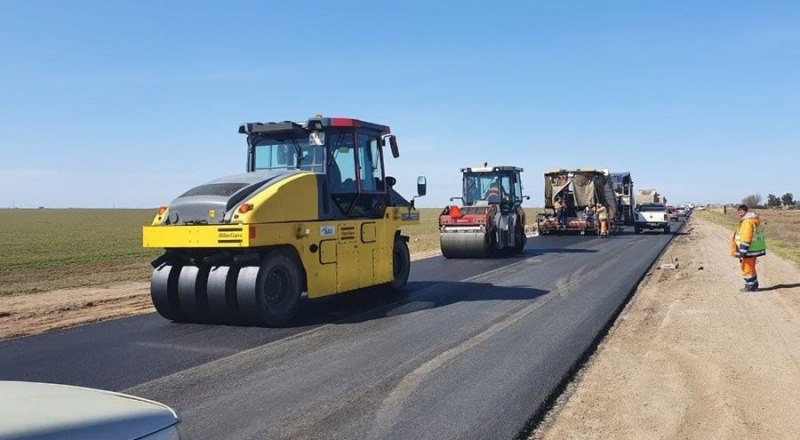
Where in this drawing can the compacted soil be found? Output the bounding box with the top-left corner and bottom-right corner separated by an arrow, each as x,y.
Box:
535,217 -> 800,439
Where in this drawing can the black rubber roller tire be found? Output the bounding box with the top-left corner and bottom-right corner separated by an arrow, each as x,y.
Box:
151,264 -> 181,321
235,266 -> 260,324
237,250 -> 302,327
176,265 -> 210,322
389,237 -> 411,292
206,265 -> 238,322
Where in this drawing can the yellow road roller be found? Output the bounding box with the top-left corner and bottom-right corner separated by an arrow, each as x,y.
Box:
143,116 -> 425,326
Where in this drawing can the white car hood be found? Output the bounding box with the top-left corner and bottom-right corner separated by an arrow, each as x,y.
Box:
0,381 -> 179,440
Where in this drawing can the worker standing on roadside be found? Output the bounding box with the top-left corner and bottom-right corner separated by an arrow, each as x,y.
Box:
730,204 -> 767,292
597,203 -> 609,237
555,197 -> 567,230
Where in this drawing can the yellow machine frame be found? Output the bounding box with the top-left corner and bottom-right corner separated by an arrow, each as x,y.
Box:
144,208 -> 417,298
144,116 -> 425,327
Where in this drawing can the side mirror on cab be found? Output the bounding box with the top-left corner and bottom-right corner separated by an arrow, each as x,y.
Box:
417,176 -> 427,197
382,134 -> 400,158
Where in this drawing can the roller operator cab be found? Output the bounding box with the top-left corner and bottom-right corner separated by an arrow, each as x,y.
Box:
438,166 -> 527,258
143,116 -> 426,326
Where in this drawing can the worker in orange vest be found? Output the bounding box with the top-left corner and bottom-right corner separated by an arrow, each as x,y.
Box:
597,203 -> 609,238
730,204 -> 767,292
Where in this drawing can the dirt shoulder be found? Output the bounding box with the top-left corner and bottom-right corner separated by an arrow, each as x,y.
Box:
0,250 -> 445,341
0,282 -> 154,341
534,216 -> 800,439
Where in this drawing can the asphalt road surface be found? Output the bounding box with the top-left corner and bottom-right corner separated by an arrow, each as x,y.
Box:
0,222 -> 682,439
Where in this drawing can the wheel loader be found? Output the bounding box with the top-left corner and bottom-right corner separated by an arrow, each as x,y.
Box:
438,165 -> 527,258
142,116 -> 426,326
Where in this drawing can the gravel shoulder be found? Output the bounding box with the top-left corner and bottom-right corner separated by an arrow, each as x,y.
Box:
534,216 -> 800,439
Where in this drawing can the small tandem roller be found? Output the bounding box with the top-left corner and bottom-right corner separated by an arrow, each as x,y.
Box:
438,165 -> 527,258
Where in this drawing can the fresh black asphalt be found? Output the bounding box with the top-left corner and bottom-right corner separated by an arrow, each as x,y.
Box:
0,223 -> 681,439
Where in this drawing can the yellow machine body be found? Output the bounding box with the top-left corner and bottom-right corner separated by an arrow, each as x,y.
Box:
143,172 -> 419,298
145,116 -> 425,326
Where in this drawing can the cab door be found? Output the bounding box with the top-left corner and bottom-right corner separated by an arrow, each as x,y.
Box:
327,129 -> 387,290
327,131 -> 361,291
353,130 -> 386,286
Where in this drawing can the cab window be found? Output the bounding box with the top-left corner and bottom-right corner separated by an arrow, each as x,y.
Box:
299,145 -> 325,173
329,132 -> 356,193
327,129 -> 388,218
500,176 -> 512,200
357,132 -> 384,192
254,143 -> 296,170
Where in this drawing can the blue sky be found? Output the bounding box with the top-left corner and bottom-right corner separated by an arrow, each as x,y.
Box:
1,1 -> 798,208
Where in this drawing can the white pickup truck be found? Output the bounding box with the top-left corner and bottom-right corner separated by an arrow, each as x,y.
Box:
635,203 -> 671,234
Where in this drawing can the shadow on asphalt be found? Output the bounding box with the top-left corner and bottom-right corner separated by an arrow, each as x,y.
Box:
533,248 -> 597,254
119,280 -> 546,351
295,281 -> 548,326
759,283 -> 800,292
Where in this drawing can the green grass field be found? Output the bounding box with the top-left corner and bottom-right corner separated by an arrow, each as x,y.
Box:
0,209 -> 160,270
0,206 -> 541,296
0,209 -> 161,295
400,208 -> 445,255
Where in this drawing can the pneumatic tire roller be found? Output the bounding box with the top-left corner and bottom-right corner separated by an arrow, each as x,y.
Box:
149,237 -> 411,326
143,116 -> 424,326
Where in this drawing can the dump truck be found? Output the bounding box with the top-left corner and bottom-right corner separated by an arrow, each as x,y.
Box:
610,172 -> 635,226
537,168 -> 618,235
143,116 -> 425,326
439,165 -> 527,258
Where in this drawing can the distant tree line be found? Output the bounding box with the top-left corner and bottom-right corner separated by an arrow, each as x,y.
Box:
741,193 -> 797,208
